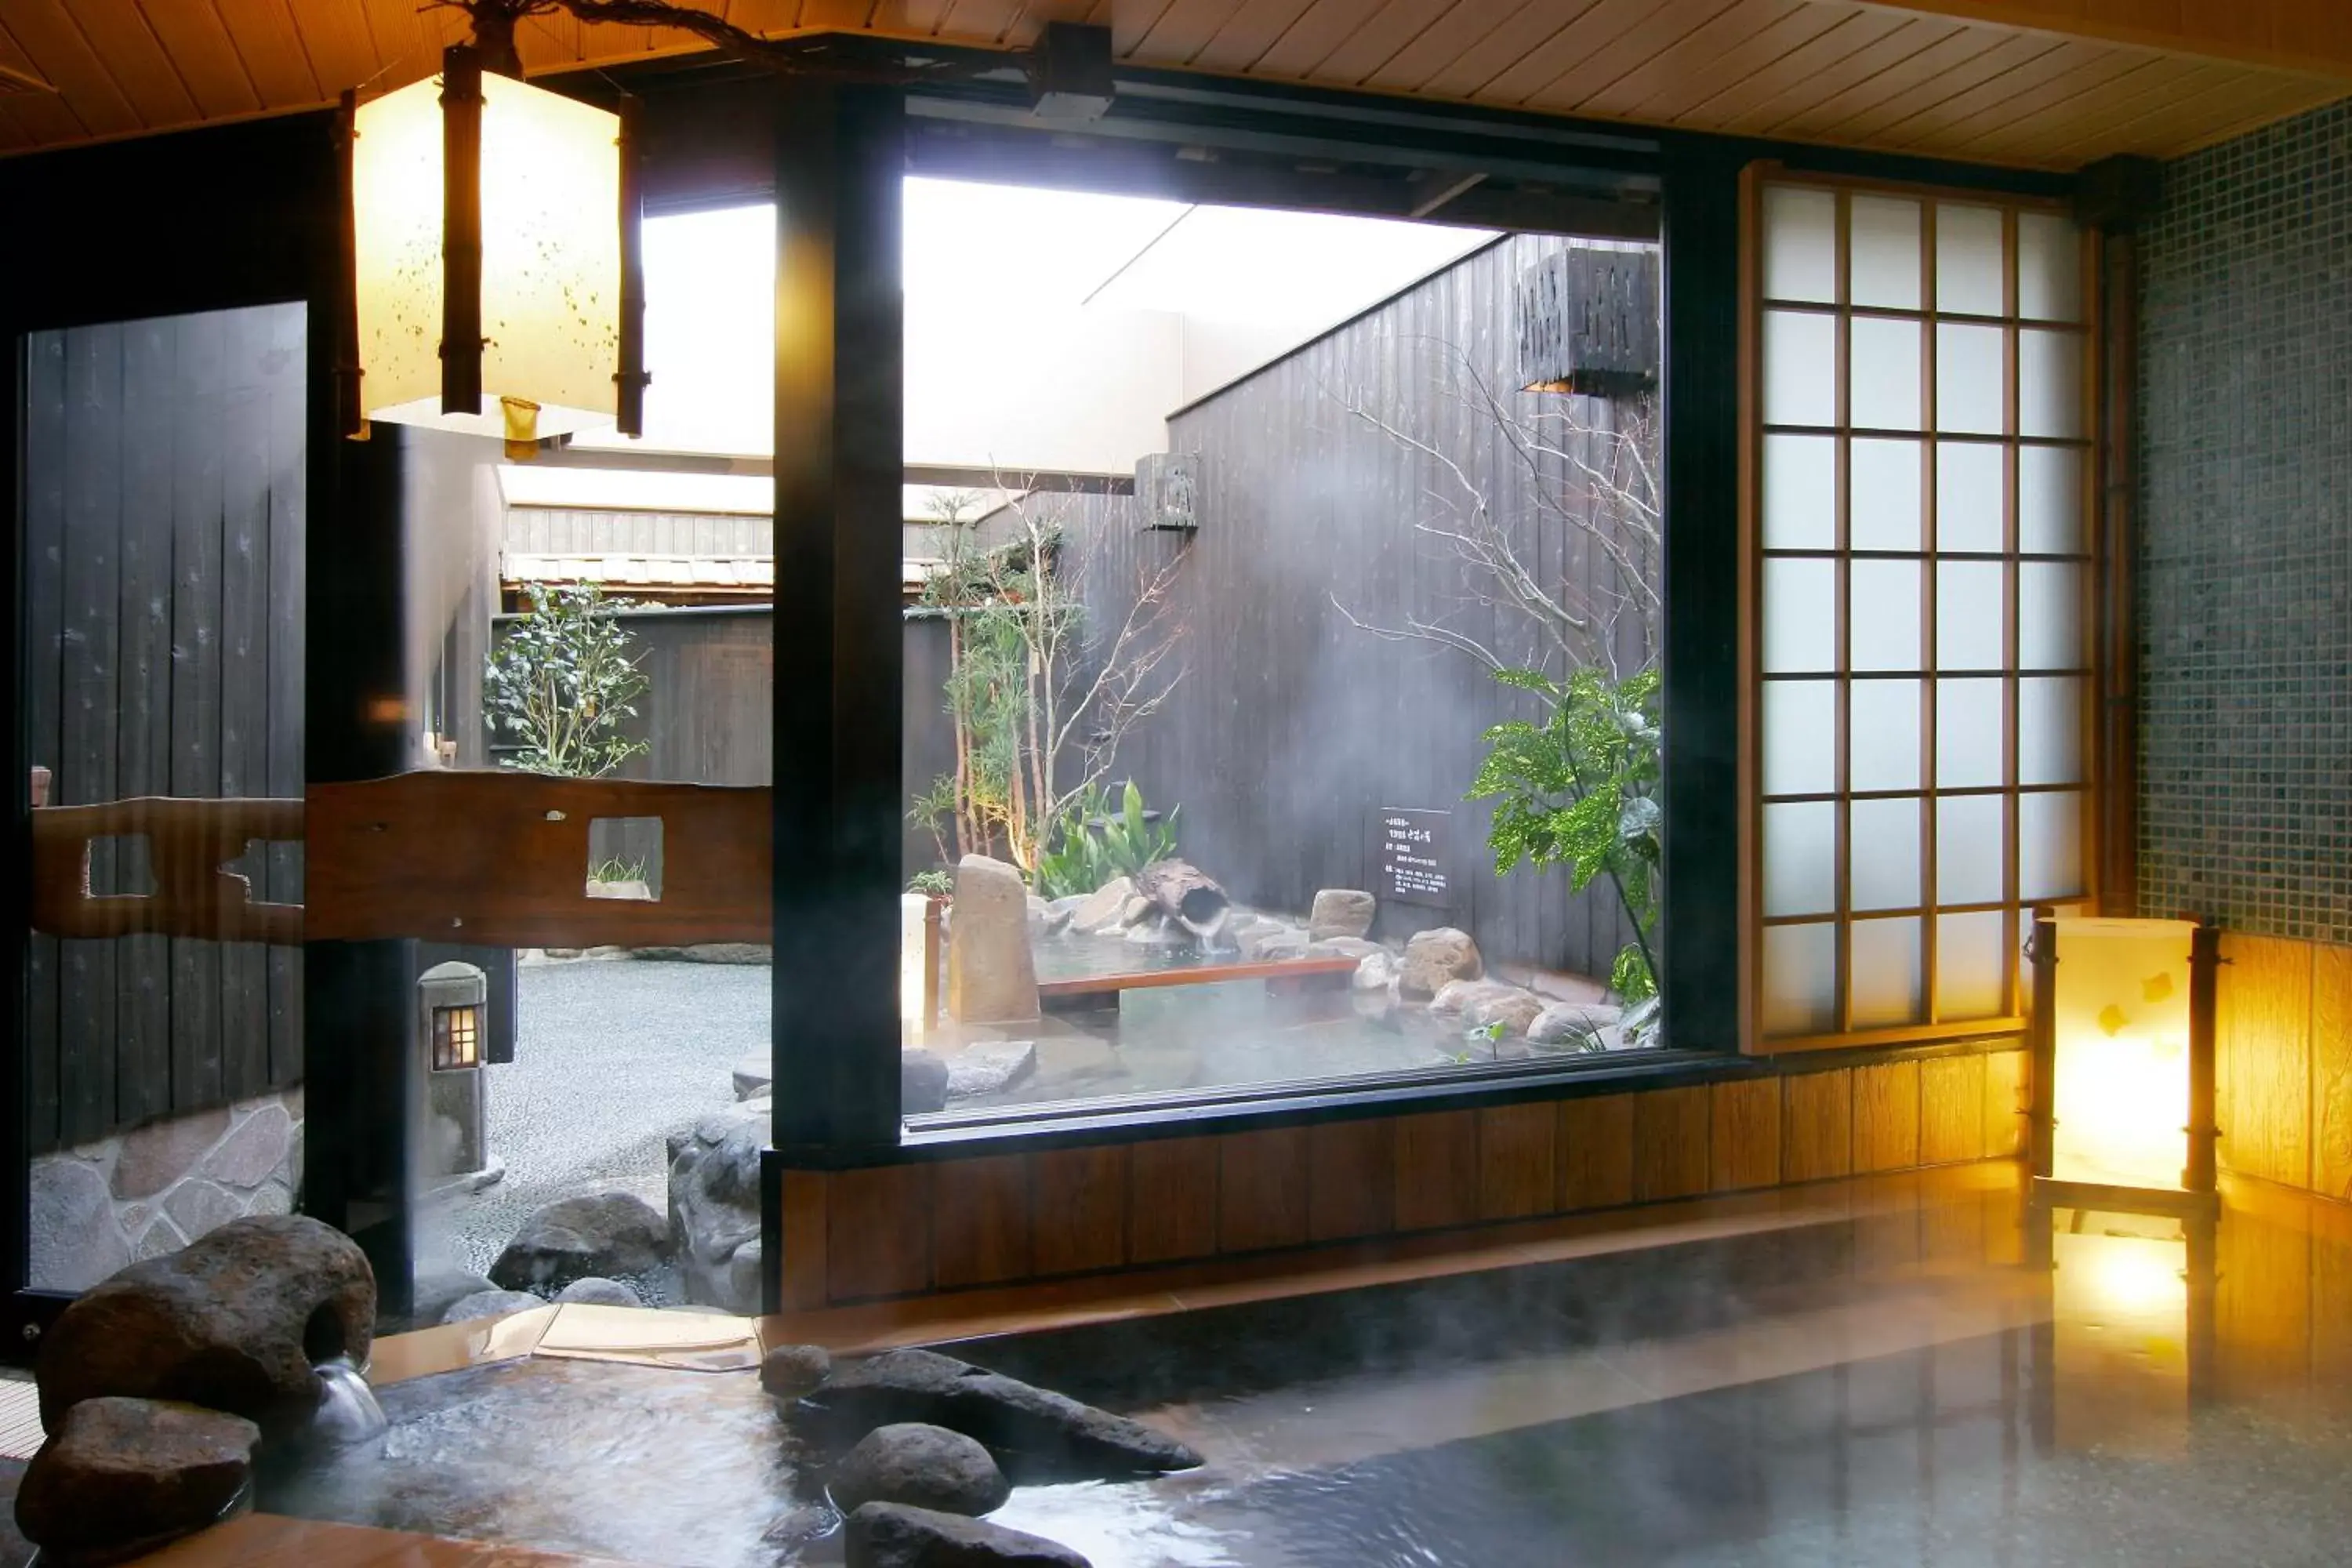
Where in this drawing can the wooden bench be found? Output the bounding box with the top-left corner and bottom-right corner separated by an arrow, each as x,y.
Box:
1040,955 -> 1360,1020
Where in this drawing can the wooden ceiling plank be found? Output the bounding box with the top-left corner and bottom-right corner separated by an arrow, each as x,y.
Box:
1523,0 -> 1762,114
1671,6 -> 1915,128
1958,53 -> 2217,157
1586,0 -> 1830,122
133,1 -> 264,118
1131,0 -> 1255,66
1315,0 -> 1477,88
1815,29 -> 2067,140
1247,0 -> 1405,79
290,0 -> 385,98
1759,22 -> 2015,138
1403,0 -> 1610,99
801,0 -> 880,28
1473,0 -> 1668,105
934,0 -> 1029,45
0,55 -> 87,143
723,0 -> 805,36
2132,77 -> 2347,158
355,0 -> 466,89
1112,0 -> 1187,59
0,1 -> 148,135
1196,0 -> 1367,77
1875,38 -> 2148,150
0,93 -> 40,150
212,0 -> 326,105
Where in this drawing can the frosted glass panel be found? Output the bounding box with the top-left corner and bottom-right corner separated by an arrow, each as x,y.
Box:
1849,917 -> 1923,1028
1849,680 -> 1921,793
1764,681 -> 1837,797
1936,679 -> 2004,789
2020,445 -> 2084,554
1849,317 -> 1922,430
1936,794 -> 2006,905
1850,438 -> 1922,550
1765,801 -> 1838,917
1936,441 -> 2005,553
2017,211 -> 2082,322
2020,562 -> 2084,669
2020,676 -> 2084,786
2020,790 -> 2083,899
1764,559 -> 1837,672
1936,323 -> 2005,435
1849,196 -> 1922,310
1936,561 -> 2005,670
2019,328 -> 2083,437
1764,434 -> 1838,550
1849,797 -> 1922,912
1935,910 -> 2009,1019
1936,203 -> 2005,315
1764,186 -> 1838,303
1849,560 -> 1920,672
1765,310 -> 1838,426
1762,923 -> 1838,1036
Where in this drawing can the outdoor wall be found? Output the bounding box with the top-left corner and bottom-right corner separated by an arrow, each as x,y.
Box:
2136,99 -> 2352,1205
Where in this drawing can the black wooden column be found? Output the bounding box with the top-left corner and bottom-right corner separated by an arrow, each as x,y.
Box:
768,84 -> 906,1158
1657,139 -> 1745,1052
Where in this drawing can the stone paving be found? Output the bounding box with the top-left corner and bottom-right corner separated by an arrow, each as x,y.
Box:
419,958 -> 767,1287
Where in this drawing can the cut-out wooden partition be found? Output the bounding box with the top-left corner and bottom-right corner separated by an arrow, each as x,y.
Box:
27,771 -> 772,949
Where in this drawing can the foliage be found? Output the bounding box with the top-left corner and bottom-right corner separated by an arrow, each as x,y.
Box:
587,855 -> 648,886
484,582 -> 650,779
1470,664 -> 1661,1001
906,869 -> 955,898
1033,781 -> 1181,900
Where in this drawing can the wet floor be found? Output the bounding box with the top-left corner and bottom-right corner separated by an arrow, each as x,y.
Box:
260,1177 -> 2352,1566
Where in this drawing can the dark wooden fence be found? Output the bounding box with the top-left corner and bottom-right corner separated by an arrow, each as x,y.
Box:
22,304 -> 307,1153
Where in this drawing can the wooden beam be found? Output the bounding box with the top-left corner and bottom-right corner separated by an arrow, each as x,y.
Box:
1852,1 -> 2352,81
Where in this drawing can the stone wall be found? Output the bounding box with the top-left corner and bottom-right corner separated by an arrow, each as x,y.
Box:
29,1089 -> 303,1293
2137,97 -> 2352,940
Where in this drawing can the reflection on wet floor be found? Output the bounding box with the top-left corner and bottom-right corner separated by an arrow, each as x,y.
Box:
249,1167 -> 2352,1566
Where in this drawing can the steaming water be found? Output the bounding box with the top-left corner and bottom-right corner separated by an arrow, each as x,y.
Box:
310,1356 -> 389,1446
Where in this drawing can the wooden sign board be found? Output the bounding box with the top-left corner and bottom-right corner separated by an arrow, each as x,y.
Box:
1370,808 -> 1451,909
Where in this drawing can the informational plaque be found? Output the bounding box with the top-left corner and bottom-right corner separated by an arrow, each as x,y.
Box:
1370,808 -> 1450,909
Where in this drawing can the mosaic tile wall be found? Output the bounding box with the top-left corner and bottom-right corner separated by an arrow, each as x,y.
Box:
2138,98 -> 2352,942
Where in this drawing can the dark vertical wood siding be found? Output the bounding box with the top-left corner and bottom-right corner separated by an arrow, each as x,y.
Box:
1069,234 -> 1657,978
22,304 -> 306,1153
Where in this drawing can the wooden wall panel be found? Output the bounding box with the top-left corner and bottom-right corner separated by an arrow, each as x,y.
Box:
1478,1103 -> 1559,1221
1919,1054 -> 1987,1166
931,1154 -> 1033,1289
1983,1049 -> 2028,1158
1633,1087 -> 1711,1201
2216,1198 -> 2311,1394
1784,1069 -> 1856,1182
2310,945 -> 2352,1205
1853,1061 -> 1922,1174
1128,1138 -> 1221,1264
1030,1146 -> 1128,1276
778,1170 -> 829,1312
2220,934 -> 2314,1191
1558,1094 -> 1637,1210
1394,1110 -> 1480,1231
1219,1129 -> 1311,1253
828,1165 -> 931,1301
1710,1077 -> 1782,1192
1307,1120 -> 1395,1242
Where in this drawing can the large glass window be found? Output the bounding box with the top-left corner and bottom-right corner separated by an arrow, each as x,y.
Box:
1748,176 -> 2095,1048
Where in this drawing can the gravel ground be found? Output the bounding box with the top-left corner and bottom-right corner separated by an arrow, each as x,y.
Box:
419,958 -> 767,1283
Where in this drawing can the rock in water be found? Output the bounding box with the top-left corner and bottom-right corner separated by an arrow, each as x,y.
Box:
1428,978 -> 1519,1017
1352,951 -> 1397,991
16,1397 -> 260,1565
670,1100 -> 767,1313
947,855 -> 1041,1025
1463,988 -> 1545,1036
1528,1001 -> 1623,1047
831,1423 -> 1011,1517
1065,877 -> 1133,935
441,1289 -> 544,1326
34,1215 -> 375,1432
1308,888 -> 1377,941
946,1041 -> 1037,1100
845,1502 -> 1090,1568
1398,927 -> 1483,998
806,1348 -> 1201,1481
491,1190 -> 670,1293
903,1049 -> 952,1115
554,1276 -> 642,1308
761,1343 -> 833,1400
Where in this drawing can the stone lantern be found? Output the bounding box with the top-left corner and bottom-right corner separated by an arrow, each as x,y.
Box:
420,960 -> 492,1182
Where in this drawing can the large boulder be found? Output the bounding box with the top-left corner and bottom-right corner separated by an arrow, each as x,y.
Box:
1464,988 -> 1546,1036
669,1100 -> 767,1315
1428,978 -> 1519,1016
761,1343 -> 833,1400
1529,1001 -> 1623,1047
35,1214 -> 375,1432
490,1191 -> 670,1293
845,1502 -> 1090,1568
441,1289 -> 543,1326
1352,951 -> 1397,991
405,1268 -> 497,1331
946,1041 -> 1037,1101
1306,937 -> 1383,962
831,1423 -> 1011,1517
16,1397 -> 260,1566
1399,928 -> 1483,998
1308,889 -> 1377,941
1065,877 -> 1132,936
554,1276 -> 643,1308
805,1348 -> 1200,1481
948,856 -> 1041,1025
903,1049 -> 952,1115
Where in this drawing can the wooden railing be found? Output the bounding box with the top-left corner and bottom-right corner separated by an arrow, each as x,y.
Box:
28,771 -> 772,949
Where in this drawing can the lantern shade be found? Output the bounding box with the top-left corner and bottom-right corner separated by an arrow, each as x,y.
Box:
353,70 -> 621,440
2049,916 -> 2195,1192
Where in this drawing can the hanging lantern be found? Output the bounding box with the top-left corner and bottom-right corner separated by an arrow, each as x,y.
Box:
338,46 -> 646,450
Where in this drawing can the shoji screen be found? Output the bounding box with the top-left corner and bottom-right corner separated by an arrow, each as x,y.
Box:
1742,171 -> 2096,1051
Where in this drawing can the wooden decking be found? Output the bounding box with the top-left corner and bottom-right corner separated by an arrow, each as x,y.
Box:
1036,955 -> 1359,1003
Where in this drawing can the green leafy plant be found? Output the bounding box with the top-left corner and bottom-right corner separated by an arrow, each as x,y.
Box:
586,855 -> 648,885
906,869 -> 954,898
1470,665 -> 1661,1002
1033,781 -> 1181,899
484,582 -> 650,779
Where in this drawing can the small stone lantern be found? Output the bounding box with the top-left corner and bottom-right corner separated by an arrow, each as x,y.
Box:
420,960 -> 492,1181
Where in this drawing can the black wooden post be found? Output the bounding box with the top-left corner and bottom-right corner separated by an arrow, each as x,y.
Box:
768,83 -> 906,1162
1658,139 -> 1744,1052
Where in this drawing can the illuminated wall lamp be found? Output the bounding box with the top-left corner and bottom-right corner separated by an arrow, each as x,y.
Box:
336,44 -> 646,455
2026,914 -> 2220,1218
